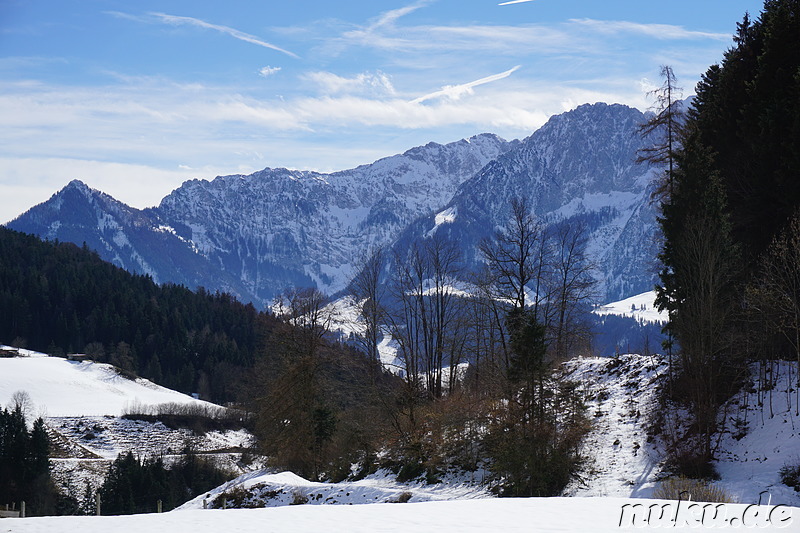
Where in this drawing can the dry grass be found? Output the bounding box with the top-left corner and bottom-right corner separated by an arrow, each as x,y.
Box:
653,476 -> 733,503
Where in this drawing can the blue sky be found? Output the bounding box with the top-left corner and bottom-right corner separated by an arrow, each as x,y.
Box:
0,0 -> 766,222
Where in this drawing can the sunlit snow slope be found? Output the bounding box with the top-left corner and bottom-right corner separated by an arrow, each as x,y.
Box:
0,348 -> 216,417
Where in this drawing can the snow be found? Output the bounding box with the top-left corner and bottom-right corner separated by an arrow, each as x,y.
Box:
177,469 -> 489,510
5,497 -> 797,532
562,354 -> 668,498
562,354 -> 800,508
715,360 -> 800,505
594,290 -> 667,324
0,349 -> 217,417
434,206 -> 457,226
0,347 -> 257,503
5,347 -> 800,530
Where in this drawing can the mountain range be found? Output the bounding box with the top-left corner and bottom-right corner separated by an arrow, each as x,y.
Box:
8,102 -> 660,308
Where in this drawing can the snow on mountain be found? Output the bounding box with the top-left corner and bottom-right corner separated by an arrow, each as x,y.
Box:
8,134 -> 511,307
5,180 -> 253,302
7,103 -> 662,307
0,348 -> 215,417
153,133 -> 511,304
391,103 -> 660,302
593,290 -> 667,324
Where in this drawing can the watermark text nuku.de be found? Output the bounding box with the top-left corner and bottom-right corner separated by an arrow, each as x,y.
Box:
618,491 -> 794,528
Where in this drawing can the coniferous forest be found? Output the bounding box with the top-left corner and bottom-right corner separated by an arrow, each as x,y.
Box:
655,0 -> 800,477
0,226 -> 269,403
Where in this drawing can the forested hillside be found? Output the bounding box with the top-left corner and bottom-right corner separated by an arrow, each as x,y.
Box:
656,0 -> 800,476
0,226 -> 270,403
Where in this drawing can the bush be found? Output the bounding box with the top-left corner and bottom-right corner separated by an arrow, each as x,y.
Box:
653,476 -> 733,503
290,490 -> 308,505
779,463 -> 800,492
121,402 -> 252,434
391,491 -> 413,503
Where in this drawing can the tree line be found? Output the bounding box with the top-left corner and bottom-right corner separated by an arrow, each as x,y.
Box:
247,196 -> 596,497
652,0 -> 800,477
0,226 -> 276,403
0,394 -> 65,516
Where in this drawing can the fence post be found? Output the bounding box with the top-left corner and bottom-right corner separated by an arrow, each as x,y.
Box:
96,492 -> 101,516
157,500 -> 162,513
20,501 -> 25,518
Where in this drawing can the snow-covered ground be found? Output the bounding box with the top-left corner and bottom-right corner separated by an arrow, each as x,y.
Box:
562,353 -> 800,507
0,347 -> 256,499
5,497 -> 798,532
562,354 -> 667,499
594,290 -> 667,324
177,469 -> 489,510
0,348 -> 216,417
4,346 -> 800,529
715,360 -> 800,505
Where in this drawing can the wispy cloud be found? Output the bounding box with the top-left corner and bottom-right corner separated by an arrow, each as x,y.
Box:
339,1 -> 435,53
366,1 -> 430,30
499,0 -> 537,5
109,11 -> 299,58
150,12 -> 300,57
570,19 -> 731,41
411,66 -> 521,104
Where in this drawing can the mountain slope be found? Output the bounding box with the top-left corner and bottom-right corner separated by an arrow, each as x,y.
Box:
9,135 -> 511,306
393,103 -> 659,301
8,103 -> 660,305
154,133 -> 512,303
6,180 -> 252,301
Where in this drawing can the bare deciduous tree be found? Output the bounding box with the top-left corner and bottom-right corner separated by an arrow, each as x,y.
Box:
549,221 -> 597,361
637,65 -> 684,202
349,246 -> 388,364
479,197 -> 549,317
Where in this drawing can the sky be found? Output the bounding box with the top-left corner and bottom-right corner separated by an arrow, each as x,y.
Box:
0,0 -> 767,223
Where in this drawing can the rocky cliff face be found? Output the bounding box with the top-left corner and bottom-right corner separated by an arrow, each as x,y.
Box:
394,103 -> 660,301
9,134 -> 513,306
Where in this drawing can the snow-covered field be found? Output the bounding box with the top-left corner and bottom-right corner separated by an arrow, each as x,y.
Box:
593,290 -> 667,324
0,347 -> 256,498
4,497 -> 797,532
0,348 -> 215,417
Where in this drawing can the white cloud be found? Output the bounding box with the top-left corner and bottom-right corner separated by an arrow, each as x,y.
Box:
366,1 -> 430,31
333,7 -> 730,60
305,71 -> 395,96
499,0 -> 537,5
569,18 -> 731,41
111,11 -> 300,58
411,66 -> 520,104
259,66 -> 282,78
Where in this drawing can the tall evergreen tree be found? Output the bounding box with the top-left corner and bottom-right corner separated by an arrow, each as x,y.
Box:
655,0 -> 800,476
